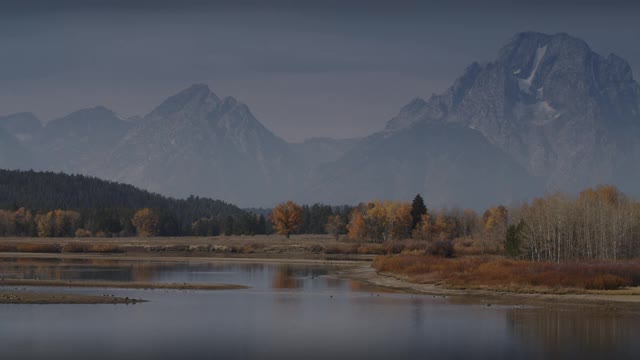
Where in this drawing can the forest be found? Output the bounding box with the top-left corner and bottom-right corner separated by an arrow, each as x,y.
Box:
0,170 -> 349,237
2,170 -> 640,263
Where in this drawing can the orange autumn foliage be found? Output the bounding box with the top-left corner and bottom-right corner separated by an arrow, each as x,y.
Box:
270,201 -> 303,238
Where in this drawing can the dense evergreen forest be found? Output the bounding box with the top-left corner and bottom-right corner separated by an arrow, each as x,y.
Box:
0,169 -> 351,237
0,170 -> 264,236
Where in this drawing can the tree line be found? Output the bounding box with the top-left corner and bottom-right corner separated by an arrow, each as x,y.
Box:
509,185 -> 640,261
270,187 -> 640,262
0,170 -> 351,237
3,170 -> 639,261
0,170 -> 263,237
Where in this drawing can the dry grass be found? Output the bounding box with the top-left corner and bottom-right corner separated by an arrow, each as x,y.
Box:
1,236 -> 432,258
15,243 -> 62,253
372,255 -> 640,291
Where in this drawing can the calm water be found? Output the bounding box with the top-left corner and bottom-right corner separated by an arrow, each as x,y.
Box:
1,258 -> 639,360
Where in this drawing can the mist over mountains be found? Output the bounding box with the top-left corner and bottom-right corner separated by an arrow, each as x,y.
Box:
2,32 -> 639,209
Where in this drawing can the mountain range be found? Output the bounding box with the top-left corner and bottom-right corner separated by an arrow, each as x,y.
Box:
1,31 -> 639,209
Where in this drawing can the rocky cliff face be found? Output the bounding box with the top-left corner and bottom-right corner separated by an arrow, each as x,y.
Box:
94,84 -> 302,205
386,32 -> 640,193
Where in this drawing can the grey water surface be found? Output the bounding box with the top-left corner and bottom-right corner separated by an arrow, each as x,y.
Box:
1,258 -> 639,360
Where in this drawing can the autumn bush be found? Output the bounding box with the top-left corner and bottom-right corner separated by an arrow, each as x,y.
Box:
62,242 -> 90,253
88,244 -> 124,253
372,255 -> 640,291
15,243 -> 62,253
427,240 -> 454,258
75,228 -> 92,237
0,243 -> 18,252
324,244 -> 359,255
357,244 -> 387,255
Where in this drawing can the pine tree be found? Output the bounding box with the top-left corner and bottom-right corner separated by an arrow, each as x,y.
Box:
410,194 -> 427,231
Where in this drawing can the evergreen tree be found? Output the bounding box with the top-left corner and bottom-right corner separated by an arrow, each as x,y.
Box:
505,220 -> 525,258
410,194 -> 427,230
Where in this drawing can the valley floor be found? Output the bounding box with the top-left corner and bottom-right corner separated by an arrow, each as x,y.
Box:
1,236 -> 639,308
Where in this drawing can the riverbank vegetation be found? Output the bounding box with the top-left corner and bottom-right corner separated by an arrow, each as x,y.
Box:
372,255 -> 640,291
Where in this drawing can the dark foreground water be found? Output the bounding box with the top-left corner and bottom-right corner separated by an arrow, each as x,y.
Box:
1,258 -> 639,360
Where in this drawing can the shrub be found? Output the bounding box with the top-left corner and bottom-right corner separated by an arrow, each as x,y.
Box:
62,243 -> 89,253
358,244 -> 387,255
0,243 -> 18,252
324,244 -> 358,254
88,244 -> 124,253
373,255 -> 639,291
585,274 -> 631,290
383,242 -> 405,254
427,240 -> 454,258
15,243 -> 62,253
75,228 -> 92,237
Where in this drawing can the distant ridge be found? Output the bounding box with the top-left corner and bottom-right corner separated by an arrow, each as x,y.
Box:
1,32 -> 639,208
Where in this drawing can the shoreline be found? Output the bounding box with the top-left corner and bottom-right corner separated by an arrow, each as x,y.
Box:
0,251 -> 367,265
2,252 -> 640,308
342,266 -> 640,308
0,291 -> 145,304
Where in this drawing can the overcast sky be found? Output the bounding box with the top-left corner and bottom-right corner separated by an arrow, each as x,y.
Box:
1,0 -> 639,141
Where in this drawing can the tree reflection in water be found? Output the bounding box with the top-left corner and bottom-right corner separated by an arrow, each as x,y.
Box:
507,308 -> 640,358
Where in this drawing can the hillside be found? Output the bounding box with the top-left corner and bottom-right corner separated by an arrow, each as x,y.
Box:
0,169 -> 258,236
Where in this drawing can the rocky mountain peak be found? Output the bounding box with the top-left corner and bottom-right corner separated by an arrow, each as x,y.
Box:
381,31 -> 640,194
150,83 -> 221,118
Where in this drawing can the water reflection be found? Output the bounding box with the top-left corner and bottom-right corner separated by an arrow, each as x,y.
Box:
508,308 -> 640,358
0,258 -> 340,291
1,258 -> 640,359
271,265 -> 301,289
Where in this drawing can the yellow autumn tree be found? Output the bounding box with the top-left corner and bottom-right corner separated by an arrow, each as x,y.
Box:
347,209 -> 367,242
35,210 -> 81,237
270,201 -> 303,238
433,212 -> 452,240
391,202 -> 413,240
131,208 -> 160,237
412,213 -> 432,240
367,201 -> 391,242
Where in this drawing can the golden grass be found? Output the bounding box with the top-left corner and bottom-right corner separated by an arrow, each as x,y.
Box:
372,255 -> 640,291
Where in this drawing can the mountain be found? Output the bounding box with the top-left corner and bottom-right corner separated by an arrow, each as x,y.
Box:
0,112 -> 42,142
290,137 -> 360,165
386,32 -> 640,193
33,106 -> 132,173
303,123 -> 539,208
0,127 -> 34,170
94,84 -> 302,206
2,31 -> 638,208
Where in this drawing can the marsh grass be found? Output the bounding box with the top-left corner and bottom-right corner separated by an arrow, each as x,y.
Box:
372,255 -> 640,291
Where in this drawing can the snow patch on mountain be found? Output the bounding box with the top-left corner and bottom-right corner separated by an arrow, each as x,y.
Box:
518,45 -> 547,93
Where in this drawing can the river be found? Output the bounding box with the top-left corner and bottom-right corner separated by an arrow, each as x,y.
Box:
1,257 -> 639,359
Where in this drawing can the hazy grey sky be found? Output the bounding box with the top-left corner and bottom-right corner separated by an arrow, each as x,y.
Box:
1,0 -> 639,141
